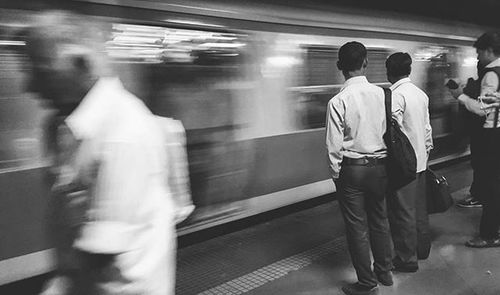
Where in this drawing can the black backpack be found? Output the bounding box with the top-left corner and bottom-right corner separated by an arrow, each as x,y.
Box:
382,88 -> 417,190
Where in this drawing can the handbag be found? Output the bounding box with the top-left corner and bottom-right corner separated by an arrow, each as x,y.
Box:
382,88 -> 417,190
426,169 -> 453,214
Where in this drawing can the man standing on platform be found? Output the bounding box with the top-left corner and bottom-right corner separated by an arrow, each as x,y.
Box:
385,52 -> 433,272
450,32 -> 500,248
326,41 -> 393,295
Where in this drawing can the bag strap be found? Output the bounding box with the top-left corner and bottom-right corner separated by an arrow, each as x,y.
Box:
383,88 -> 392,135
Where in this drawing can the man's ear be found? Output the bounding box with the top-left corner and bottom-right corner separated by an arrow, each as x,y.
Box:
486,47 -> 495,57
337,60 -> 342,71
362,58 -> 368,69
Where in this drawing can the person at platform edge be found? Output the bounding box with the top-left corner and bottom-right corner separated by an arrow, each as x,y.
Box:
326,41 -> 393,295
385,52 -> 433,272
449,31 -> 500,248
26,10 -> 191,295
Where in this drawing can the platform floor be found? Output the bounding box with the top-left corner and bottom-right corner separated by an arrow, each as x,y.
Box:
4,160 -> 498,295
176,161 -> 500,295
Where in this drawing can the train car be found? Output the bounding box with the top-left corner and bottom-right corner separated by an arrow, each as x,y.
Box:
0,0 -> 490,285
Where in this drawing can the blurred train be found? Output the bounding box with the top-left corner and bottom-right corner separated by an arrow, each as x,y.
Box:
0,0 -> 491,285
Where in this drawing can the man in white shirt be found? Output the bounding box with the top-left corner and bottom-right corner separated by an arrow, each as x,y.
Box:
385,52 -> 433,272
450,32 -> 500,248
26,11 -> 190,294
326,42 -> 393,295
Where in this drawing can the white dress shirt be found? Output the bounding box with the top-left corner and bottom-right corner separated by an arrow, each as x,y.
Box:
326,76 -> 387,179
458,58 -> 500,128
391,77 -> 433,173
64,78 -> 177,294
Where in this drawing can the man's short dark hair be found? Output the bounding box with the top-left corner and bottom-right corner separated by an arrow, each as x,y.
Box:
386,52 -> 412,77
474,32 -> 500,55
337,41 -> 367,72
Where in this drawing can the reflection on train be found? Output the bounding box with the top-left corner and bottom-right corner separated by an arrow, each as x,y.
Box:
0,0 -> 482,284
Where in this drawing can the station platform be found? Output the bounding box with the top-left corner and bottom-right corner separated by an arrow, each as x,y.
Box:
176,160 -> 500,295
4,160 -> 500,295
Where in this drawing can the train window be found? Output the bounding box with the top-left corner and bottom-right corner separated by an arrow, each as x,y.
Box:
366,49 -> 391,83
293,45 -> 391,130
290,46 -> 340,130
301,46 -> 343,86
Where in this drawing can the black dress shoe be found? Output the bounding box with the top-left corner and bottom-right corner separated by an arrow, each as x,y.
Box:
392,258 -> 418,273
341,283 -> 378,295
375,271 -> 393,286
465,237 -> 500,248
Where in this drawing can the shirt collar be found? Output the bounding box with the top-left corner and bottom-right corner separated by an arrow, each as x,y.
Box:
341,76 -> 368,91
65,77 -> 123,140
486,58 -> 500,68
390,77 -> 411,90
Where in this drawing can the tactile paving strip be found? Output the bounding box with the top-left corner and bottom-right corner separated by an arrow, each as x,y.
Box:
176,202 -> 340,295
197,237 -> 346,295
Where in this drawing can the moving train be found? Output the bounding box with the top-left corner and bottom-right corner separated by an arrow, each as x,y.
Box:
0,0 -> 489,285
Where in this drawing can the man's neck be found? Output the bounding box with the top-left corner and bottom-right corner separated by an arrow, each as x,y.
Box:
343,70 -> 364,81
390,75 -> 409,84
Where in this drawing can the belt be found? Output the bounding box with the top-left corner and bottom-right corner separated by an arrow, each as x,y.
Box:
342,157 -> 386,166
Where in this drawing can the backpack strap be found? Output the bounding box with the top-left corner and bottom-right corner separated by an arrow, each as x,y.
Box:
383,88 -> 392,136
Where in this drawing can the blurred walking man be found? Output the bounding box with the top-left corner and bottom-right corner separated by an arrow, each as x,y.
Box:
26,11 -> 191,295
385,52 -> 433,272
326,41 -> 393,295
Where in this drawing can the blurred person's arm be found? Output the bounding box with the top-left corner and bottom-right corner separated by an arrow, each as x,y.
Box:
326,98 -> 345,180
162,118 -> 194,224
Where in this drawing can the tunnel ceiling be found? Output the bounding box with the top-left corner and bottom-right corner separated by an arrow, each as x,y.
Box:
253,0 -> 500,28
2,0 -> 500,28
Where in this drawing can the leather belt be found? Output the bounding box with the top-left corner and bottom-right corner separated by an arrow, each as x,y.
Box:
342,157 -> 386,166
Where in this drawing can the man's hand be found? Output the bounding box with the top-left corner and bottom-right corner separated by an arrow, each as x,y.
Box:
479,92 -> 500,109
449,85 -> 464,99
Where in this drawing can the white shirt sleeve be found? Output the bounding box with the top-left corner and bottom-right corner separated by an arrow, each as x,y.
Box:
326,98 -> 345,179
480,71 -> 500,96
391,91 -> 405,128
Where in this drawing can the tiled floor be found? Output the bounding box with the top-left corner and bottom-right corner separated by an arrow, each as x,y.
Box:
176,161 -> 500,295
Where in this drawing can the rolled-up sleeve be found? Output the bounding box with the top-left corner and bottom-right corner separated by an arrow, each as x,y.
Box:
458,94 -> 487,116
424,96 -> 433,152
326,98 -> 345,179
74,142 -> 153,254
458,71 -> 500,117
